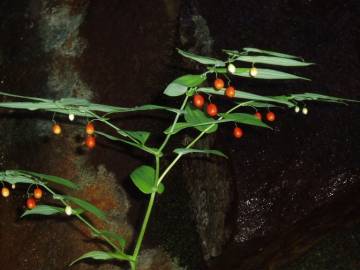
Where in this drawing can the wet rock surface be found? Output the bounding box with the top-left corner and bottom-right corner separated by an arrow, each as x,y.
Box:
1,1 -> 360,270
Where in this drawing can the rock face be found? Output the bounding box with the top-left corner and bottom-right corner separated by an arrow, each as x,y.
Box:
1,1 -> 360,270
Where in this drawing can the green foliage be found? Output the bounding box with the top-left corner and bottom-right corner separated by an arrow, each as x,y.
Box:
63,195 -> 107,220
173,148 -> 228,159
19,170 -> 79,189
92,231 -> 127,250
130,165 -> 164,194
70,250 -> 130,266
0,46 -> 356,270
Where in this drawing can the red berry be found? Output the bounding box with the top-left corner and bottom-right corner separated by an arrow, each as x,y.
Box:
85,135 -> 96,149
266,111 -> 276,122
86,122 -> 95,135
214,78 -> 224,90
26,197 -> 36,209
225,86 -> 235,98
233,127 -> 243,139
206,103 -> 218,117
34,187 -> 43,199
254,112 -> 262,120
193,94 -> 205,109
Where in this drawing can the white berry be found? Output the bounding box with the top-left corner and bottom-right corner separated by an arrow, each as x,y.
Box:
302,107 -> 308,115
11,184 -> 16,189
65,205 -> 73,216
227,63 -> 236,74
250,67 -> 258,77
68,113 -> 75,121
295,106 -> 300,113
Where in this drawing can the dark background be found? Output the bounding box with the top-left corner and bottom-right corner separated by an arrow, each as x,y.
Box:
0,1 -> 360,270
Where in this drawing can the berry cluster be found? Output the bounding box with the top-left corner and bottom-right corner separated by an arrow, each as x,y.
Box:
52,120 -> 96,149
192,77 -> 279,139
1,184 -> 43,209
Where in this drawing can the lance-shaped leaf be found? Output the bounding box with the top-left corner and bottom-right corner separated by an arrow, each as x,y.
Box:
244,101 -> 280,108
290,92 -> 359,103
70,250 -> 130,266
219,113 -> 271,129
63,195 -> 107,220
242,47 -> 302,59
130,165 -> 164,194
197,87 -> 293,106
177,48 -> 225,66
236,55 -> 313,67
234,68 -> 310,80
164,74 -> 206,96
21,204 -> 83,218
163,82 -> 188,97
174,148 -> 228,159
18,170 -> 79,190
0,171 -> 37,185
184,104 -> 218,133
92,231 -> 126,250
21,205 -> 64,217
123,130 -> 150,145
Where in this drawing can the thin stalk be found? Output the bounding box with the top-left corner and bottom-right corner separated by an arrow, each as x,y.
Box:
39,183 -> 120,251
87,110 -> 157,156
157,100 -> 252,185
157,95 -> 189,154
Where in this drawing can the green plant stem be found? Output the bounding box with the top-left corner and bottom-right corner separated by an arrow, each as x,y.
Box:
87,110 -> 157,156
39,183 -> 120,252
157,95 -> 189,154
157,100 -> 252,185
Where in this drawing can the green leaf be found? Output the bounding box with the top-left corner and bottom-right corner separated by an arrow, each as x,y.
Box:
245,101 -> 279,108
184,104 -> 218,133
0,171 -> 37,185
92,231 -> 126,250
165,120 -> 232,135
0,91 -> 50,102
130,165 -> 157,194
70,250 -> 129,266
290,92 -> 358,103
242,47 -> 301,59
21,205 -> 64,218
163,82 -> 188,97
164,74 -> 206,97
63,195 -> 107,220
197,87 -> 293,106
219,113 -> 271,128
234,68 -> 310,80
124,130 -> 150,145
18,170 -> 79,190
174,74 -> 206,87
177,48 -> 225,66
174,148 -> 228,159
236,55 -> 313,67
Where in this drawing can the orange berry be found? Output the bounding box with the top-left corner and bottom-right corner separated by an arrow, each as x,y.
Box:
225,86 -> 236,98
1,187 -> 10,198
206,103 -> 218,117
26,197 -> 36,209
193,94 -> 205,109
52,123 -> 62,135
254,112 -> 262,120
266,111 -> 276,122
233,127 -> 243,139
86,122 -> 95,135
85,135 -> 96,149
214,78 -> 225,90
34,187 -> 43,199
